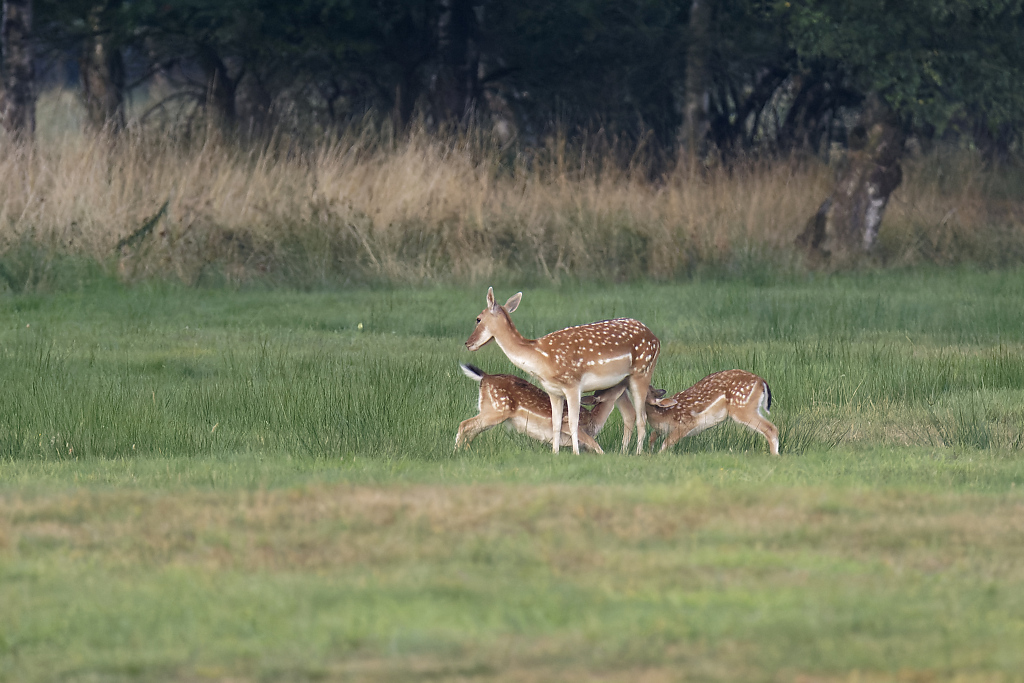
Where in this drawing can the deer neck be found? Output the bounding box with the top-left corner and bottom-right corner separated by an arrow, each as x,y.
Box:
490,315 -> 545,377
646,403 -> 675,427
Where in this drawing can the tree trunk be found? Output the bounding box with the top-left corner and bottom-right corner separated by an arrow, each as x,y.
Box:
386,10 -> 427,132
682,0 -> 711,162
796,94 -> 904,265
393,66 -> 419,131
1,0 -> 34,142
79,3 -> 125,134
434,0 -> 480,123
197,44 -> 236,127
236,71 -> 272,137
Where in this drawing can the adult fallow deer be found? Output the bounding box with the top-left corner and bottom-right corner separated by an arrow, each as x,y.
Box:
465,287 -> 662,454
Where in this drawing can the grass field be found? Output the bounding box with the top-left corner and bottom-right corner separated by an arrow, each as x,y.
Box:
2,269 -> 1024,681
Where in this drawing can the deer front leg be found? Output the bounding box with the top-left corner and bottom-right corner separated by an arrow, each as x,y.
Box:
574,429 -> 605,454
565,388 -> 583,455
659,425 -> 692,452
549,393 -> 565,453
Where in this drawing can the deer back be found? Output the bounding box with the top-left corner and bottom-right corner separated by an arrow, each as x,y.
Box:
536,318 -> 660,384
649,370 -> 766,426
480,372 -> 552,418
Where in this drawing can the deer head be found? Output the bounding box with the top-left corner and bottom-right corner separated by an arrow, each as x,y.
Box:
465,287 -> 523,351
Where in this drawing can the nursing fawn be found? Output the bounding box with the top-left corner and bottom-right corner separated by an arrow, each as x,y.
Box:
454,364 -> 630,452
619,370 -> 780,455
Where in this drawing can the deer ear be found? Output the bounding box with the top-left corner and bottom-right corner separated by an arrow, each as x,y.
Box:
486,287 -> 495,309
651,388 -> 667,398
580,395 -> 599,406
504,292 -> 522,313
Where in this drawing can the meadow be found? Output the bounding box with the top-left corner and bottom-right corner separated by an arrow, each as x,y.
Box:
2,270 -> 1024,681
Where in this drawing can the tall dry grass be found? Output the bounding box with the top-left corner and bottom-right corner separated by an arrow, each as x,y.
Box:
2,97 -> 1022,290
881,151 -> 1024,267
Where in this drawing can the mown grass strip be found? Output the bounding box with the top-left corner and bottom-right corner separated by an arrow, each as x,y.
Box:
3,483 -> 1024,680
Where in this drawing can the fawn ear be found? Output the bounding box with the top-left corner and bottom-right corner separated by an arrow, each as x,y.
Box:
504,292 -> 522,313
486,287 -> 496,309
580,395 -> 599,406
650,388 -> 667,399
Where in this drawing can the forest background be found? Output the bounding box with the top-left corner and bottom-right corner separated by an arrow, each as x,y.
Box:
1,0 -> 1023,287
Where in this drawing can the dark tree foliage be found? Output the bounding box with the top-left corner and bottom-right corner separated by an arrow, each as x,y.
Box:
34,0 -> 134,130
17,0 -> 1024,160
2,0 -> 36,140
781,0 -> 1024,159
780,0 -> 1024,261
485,0 -> 688,147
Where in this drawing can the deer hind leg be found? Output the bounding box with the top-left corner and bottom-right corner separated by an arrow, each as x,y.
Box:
455,414 -> 508,450
628,375 -> 653,454
732,413 -> 780,455
615,393 -> 638,453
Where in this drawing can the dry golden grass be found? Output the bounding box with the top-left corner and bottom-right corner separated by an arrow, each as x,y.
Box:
2,92 -> 1023,286
882,152 -> 1024,266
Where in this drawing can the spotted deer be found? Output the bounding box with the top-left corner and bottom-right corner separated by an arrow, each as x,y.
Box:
454,364 -> 630,452
617,370 -> 780,455
465,288 -> 662,454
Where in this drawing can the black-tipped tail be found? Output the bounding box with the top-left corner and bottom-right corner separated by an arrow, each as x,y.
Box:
763,380 -> 772,412
460,363 -> 485,382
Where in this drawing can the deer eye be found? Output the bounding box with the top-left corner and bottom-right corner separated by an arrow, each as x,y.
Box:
476,317 -> 481,323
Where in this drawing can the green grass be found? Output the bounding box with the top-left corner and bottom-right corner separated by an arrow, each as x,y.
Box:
2,269 -> 1024,681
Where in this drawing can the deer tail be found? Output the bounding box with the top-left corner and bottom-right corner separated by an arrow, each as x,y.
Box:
460,364 -> 485,382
